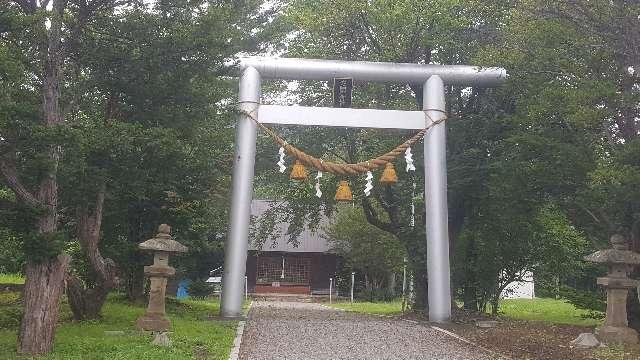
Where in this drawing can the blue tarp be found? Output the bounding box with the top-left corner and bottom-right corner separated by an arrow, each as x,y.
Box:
176,279 -> 190,299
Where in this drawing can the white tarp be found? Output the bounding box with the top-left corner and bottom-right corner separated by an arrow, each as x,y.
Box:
500,271 -> 535,299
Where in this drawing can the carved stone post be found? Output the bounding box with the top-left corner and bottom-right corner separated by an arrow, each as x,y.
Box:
136,224 -> 188,331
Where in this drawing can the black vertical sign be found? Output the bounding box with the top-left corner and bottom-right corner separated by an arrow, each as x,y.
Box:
333,78 -> 353,108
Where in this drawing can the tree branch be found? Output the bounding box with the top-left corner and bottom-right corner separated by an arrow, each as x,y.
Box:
0,157 -> 41,208
76,180 -> 115,285
361,196 -> 393,233
358,11 -> 383,57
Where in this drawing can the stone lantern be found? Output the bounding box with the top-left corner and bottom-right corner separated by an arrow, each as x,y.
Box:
136,224 -> 188,332
584,234 -> 640,344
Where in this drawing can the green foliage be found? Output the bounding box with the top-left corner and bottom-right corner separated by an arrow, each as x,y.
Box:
1,0 -> 269,306
253,0 -> 640,317
356,287 -> 398,303
454,203 -> 590,311
559,286 -> 606,313
0,232 -> 23,274
0,186 -> 26,273
326,206 -> 405,285
0,292 -> 22,330
22,232 -> 68,264
0,296 -> 237,359
187,280 -> 215,299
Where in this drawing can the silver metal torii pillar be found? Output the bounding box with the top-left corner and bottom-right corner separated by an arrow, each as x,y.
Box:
220,57 -> 507,321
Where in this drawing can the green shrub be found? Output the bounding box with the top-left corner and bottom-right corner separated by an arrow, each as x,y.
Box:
561,286 -> 606,312
188,280 -> 214,298
0,232 -> 24,274
357,287 -> 397,302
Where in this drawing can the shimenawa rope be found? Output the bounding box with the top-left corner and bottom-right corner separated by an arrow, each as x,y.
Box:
239,109 -> 447,177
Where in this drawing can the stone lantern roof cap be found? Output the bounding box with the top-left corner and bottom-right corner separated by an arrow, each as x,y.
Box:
584,234 -> 640,265
138,224 -> 188,254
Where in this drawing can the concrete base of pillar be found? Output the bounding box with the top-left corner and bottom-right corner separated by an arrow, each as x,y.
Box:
136,313 -> 171,332
596,325 -> 639,345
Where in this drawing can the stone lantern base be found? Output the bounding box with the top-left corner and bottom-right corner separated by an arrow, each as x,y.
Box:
136,312 -> 171,332
596,325 -> 639,345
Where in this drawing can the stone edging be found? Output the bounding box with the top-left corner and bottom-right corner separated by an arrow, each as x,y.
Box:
318,303 -> 510,360
228,301 -> 253,360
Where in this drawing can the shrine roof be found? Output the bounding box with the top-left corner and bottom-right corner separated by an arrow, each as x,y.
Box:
248,200 -> 332,253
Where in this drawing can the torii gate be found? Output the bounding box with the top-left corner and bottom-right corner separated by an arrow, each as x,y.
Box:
220,58 -> 507,322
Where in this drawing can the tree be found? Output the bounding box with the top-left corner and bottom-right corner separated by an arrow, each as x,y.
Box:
56,0 -> 262,312
325,205 -> 405,296
0,1 -> 72,354
476,0 -> 639,322
256,0 -> 638,318
1,0 -> 269,350
254,0 -> 515,310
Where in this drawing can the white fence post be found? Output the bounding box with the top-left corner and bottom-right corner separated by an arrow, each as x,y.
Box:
329,277 -> 333,304
350,272 -> 355,303
402,258 -> 407,313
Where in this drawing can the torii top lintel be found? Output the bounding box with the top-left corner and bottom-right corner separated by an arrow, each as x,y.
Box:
239,57 -> 507,87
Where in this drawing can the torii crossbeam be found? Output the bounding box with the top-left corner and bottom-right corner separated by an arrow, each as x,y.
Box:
220,57 -> 507,322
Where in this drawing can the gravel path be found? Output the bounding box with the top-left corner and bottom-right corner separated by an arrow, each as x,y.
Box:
238,301 -> 491,360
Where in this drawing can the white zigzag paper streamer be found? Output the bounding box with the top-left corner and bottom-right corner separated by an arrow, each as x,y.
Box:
364,171 -> 373,197
405,147 -> 416,172
315,171 -> 323,198
277,147 -> 286,173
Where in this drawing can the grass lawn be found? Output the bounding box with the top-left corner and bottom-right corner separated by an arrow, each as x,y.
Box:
328,298 -> 603,327
0,295 -> 239,360
0,273 -> 25,284
496,298 -> 602,327
327,300 -> 404,316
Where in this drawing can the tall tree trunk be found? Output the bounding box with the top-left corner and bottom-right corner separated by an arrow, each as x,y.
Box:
126,204 -> 144,303
123,198 -> 162,303
66,275 -> 112,320
627,222 -> 640,331
387,272 -> 396,296
126,264 -> 146,303
413,269 -> 428,311
462,235 -> 479,311
18,255 -> 70,355
462,283 -> 478,312
66,183 -> 117,320
490,293 -> 500,316
14,0 -> 68,355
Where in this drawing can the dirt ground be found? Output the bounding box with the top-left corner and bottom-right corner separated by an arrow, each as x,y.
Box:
449,320 -> 597,359
402,311 -> 640,360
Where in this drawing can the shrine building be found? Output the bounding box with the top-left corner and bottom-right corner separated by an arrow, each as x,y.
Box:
245,200 -> 338,295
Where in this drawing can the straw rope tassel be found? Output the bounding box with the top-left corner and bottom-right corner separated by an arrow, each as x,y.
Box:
335,181 -> 353,202
290,160 -> 308,180
380,163 -> 398,185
